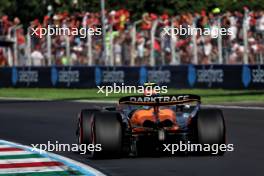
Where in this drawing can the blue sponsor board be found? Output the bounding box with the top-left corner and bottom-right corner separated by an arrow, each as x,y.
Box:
241,65 -> 264,88
50,66 -> 94,88
94,66 -> 138,86
8,67 -> 49,87
0,65 -> 263,89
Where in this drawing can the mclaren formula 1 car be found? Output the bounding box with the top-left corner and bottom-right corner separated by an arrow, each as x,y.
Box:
76,94 -> 226,158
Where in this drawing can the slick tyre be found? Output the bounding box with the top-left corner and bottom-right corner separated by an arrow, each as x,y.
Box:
90,112 -> 123,159
78,109 -> 100,145
196,109 -> 226,155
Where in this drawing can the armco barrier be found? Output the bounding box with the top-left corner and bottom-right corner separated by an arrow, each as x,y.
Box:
0,65 -> 263,89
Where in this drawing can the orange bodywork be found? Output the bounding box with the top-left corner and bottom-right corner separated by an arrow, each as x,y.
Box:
130,108 -> 179,132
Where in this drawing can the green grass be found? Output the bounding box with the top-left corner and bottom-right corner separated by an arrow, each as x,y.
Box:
0,88 -> 263,104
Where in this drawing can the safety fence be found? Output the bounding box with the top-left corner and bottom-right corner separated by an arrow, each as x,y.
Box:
0,65 -> 263,89
1,10 -> 263,67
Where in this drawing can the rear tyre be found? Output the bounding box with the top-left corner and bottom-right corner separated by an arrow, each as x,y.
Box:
196,109 -> 226,155
91,112 -> 123,159
77,109 -> 99,145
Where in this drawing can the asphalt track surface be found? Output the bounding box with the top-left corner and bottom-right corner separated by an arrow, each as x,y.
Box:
0,100 -> 264,176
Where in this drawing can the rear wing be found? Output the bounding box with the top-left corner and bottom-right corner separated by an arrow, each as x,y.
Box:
119,94 -> 201,106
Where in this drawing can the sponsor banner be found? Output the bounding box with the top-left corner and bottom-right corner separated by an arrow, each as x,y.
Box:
139,66 -> 187,88
95,66 -> 139,86
0,65 -> 263,89
187,65 -> 231,88
0,67 -> 50,87
0,66 -> 95,88
187,65 -> 264,89
241,65 -> 264,89
50,66 -> 94,88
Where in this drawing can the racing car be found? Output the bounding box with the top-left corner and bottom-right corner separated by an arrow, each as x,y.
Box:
76,94 -> 226,158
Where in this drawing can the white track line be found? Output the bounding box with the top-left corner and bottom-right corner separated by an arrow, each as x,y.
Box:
72,99 -> 116,104
0,158 -> 55,164
0,151 -> 32,156
203,104 -> 264,110
0,145 -> 12,148
0,166 -> 70,174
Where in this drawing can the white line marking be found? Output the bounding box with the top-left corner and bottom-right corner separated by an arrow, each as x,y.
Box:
0,151 -> 32,156
0,166 -> 70,174
0,97 -> 49,101
203,105 -> 264,110
0,158 -> 55,164
0,145 -> 12,148
71,99 -> 116,104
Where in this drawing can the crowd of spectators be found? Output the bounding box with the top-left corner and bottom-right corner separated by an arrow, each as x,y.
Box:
0,8 -> 263,66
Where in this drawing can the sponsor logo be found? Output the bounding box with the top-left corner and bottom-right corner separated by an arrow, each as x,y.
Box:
95,67 -> 102,86
139,67 -> 147,85
148,70 -> 171,84
139,66 -> 171,85
188,65 -> 196,87
129,95 -> 189,103
12,67 -> 38,86
102,70 -> 124,83
95,67 -> 124,86
252,66 -> 264,83
242,65 -> 251,87
242,65 -> 264,88
197,68 -> 223,84
51,67 -> 79,87
188,65 -> 223,87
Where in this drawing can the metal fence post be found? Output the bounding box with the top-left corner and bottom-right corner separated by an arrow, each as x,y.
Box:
87,31 -> 92,66
160,32 -> 165,65
8,26 -> 22,66
260,53 -> 263,64
13,29 -> 18,66
65,35 -> 70,65
150,20 -> 158,66
130,20 -> 142,66
7,28 -> 12,66
217,17 -> 223,64
131,24 -> 136,66
47,32 -> 52,65
109,24 -> 114,66
26,28 -> 31,66
243,9 -> 249,64
100,0 -> 107,65
192,20 -> 198,64
170,19 -> 178,65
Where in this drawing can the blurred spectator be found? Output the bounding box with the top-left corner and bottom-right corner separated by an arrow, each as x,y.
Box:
0,8 -> 263,66
31,46 -> 44,66
0,49 -> 8,66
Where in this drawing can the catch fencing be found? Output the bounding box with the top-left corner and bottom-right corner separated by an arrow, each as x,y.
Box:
3,10 -> 264,67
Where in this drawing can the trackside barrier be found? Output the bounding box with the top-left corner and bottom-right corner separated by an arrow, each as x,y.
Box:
0,65 -> 263,89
